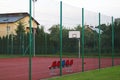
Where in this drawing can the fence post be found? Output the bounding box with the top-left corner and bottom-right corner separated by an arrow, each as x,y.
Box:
98,13 -> 101,69
60,1 -> 63,76
82,8 -> 84,72
29,0 -> 32,80
112,16 -> 114,66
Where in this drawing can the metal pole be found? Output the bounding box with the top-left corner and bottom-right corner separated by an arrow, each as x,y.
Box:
82,8 -> 84,72
29,0 -> 32,80
32,0 -> 37,18
11,32 -> 13,55
22,33 -> 25,56
33,29 -> 35,56
112,16 -> 114,66
7,24 -> 9,54
20,33 -> 22,54
5,19 -> 9,55
4,19 -> 9,54
7,26 -> 9,55
98,13 -> 101,69
60,1 -> 62,76
32,0 -> 37,56
45,33 -> 47,54
78,39 -> 80,58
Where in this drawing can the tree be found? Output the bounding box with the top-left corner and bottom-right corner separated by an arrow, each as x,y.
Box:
114,22 -> 120,52
99,22 -> 120,53
49,24 -> 60,54
15,21 -> 26,54
35,25 -> 46,54
16,21 -> 26,36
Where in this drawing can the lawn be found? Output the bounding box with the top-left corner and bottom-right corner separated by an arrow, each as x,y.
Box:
49,66 -> 120,80
0,55 -> 26,58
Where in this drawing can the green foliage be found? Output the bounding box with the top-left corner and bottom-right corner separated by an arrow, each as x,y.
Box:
114,22 -> 120,50
15,21 -> 26,36
100,22 -> 120,53
49,24 -> 60,43
14,22 -> 26,54
48,24 -> 60,53
35,25 -> 46,54
0,21 -> 120,56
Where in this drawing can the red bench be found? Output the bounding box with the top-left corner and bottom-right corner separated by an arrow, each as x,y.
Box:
48,61 -> 57,75
56,61 -> 60,68
65,59 -> 73,72
48,59 -> 74,75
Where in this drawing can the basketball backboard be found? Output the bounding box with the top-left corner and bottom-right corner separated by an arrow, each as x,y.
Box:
69,31 -> 80,38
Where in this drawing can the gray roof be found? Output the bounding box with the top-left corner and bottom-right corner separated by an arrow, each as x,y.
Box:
0,12 -> 39,25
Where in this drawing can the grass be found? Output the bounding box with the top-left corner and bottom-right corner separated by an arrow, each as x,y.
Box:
0,55 -> 27,58
0,53 -> 120,58
48,66 -> 120,80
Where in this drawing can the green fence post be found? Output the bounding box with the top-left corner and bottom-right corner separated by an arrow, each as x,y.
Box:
60,1 -> 62,76
20,33 -> 22,54
98,13 -> 101,69
112,16 -> 114,66
11,33 -> 13,55
82,8 -> 84,72
45,33 -> 47,54
22,33 -> 25,56
7,35 -> 9,55
29,0 -> 32,80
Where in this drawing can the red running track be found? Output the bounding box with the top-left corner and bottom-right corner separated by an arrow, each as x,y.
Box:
0,57 -> 120,80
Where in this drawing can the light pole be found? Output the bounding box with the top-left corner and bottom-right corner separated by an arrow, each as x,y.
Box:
32,0 -> 37,56
32,0 -> 37,18
33,29 -> 36,56
7,25 -> 10,54
11,32 -> 13,55
4,19 -> 10,54
29,0 -> 33,80
78,39 -> 80,58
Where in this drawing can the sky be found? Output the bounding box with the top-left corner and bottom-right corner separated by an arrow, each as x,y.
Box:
61,0 -> 120,17
0,0 -> 120,32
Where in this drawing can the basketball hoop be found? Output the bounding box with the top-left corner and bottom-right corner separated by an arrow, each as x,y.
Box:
69,31 -> 81,58
69,31 -> 80,38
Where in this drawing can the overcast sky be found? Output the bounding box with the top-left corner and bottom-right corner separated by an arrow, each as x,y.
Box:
62,0 -> 120,17
0,0 -> 120,31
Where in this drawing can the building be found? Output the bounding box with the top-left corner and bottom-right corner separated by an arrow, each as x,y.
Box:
0,12 -> 40,37
115,18 -> 120,24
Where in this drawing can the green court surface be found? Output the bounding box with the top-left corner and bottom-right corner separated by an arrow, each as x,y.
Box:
49,66 -> 120,80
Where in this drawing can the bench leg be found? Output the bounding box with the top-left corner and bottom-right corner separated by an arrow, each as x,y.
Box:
50,68 -> 56,75
69,66 -> 73,72
66,66 -> 73,72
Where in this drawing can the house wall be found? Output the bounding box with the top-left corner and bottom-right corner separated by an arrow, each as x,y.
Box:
0,23 -> 16,37
0,16 -> 38,37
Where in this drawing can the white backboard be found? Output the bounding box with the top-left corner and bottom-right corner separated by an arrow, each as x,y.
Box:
69,31 -> 80,38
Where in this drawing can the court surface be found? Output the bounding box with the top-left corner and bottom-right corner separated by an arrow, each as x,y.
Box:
0,57 -> 120,80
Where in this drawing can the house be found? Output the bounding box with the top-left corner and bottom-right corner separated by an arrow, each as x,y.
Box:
115,18 -> 120,24
0,12 -> 40,37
